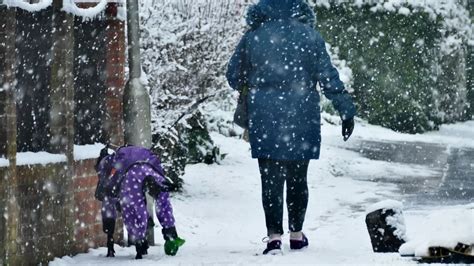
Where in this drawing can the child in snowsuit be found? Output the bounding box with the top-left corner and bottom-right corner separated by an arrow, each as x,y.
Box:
95,145 -> 185,259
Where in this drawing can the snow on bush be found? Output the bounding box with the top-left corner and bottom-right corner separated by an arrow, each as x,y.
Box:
310,0 -> 472,133
321,43 -> 354,115
138,0 -> 254,183
314,0 -> 473,42
140,0 -> 250,137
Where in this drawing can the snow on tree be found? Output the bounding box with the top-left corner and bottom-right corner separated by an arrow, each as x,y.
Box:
139,0 -> 250,186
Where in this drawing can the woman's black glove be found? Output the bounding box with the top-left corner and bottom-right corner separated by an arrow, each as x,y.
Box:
342,118 -> 354,141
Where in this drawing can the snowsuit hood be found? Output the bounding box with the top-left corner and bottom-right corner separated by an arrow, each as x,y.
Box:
246,0 -> 315,29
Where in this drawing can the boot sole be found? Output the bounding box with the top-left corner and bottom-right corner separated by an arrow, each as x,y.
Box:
265,249 -> 284,255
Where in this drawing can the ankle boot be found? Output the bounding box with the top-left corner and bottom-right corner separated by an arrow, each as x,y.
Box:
263,238 -> 282,255
106,235 -> 115,257
135,241 -> 144,259
290,233 -> 309,250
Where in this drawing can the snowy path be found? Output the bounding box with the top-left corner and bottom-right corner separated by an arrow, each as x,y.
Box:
51,120 -> 474,265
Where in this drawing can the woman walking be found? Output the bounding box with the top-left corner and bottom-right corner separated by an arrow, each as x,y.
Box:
226,0 -> 356,254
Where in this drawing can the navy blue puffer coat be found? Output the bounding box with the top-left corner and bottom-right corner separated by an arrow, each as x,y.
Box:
226,0 -> 356,160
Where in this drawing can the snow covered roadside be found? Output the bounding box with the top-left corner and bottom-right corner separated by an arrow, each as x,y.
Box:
322,113 -> 474,149
50,120 -> 473,265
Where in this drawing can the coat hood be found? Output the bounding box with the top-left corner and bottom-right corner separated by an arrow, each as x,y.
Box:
246,0 -> 316,29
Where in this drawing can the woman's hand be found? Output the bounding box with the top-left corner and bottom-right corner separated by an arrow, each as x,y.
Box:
342,118 -> 354,141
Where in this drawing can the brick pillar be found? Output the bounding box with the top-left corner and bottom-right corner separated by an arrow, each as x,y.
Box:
0,6 -> 19,265
105,3 -> 126,147
50,0 -> 75,252
102,3 -> 126,246
50,0 -> 75,162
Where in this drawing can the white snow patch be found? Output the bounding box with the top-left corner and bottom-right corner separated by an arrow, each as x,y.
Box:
398,7 -> 410,15
366,199 -> 404,214
3,0 -> 52,12
74,143 -> 105,161
401,205 -> 474,257
387,210 -> 407,241
0,157 -> 9,168
17,151 -> 66,166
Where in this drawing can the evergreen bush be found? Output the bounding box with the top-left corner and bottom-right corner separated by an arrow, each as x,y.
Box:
315,1 -> 472,133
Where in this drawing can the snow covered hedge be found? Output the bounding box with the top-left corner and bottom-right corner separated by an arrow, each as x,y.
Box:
312,0 -> 473,133
140,0 -> 248,185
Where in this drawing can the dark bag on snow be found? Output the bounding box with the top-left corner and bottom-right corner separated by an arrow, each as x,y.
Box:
234,87 -> 249,129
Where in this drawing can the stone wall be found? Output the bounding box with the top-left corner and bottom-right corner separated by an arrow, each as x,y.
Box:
0,159 -> 123,264
15,163 -> 72,263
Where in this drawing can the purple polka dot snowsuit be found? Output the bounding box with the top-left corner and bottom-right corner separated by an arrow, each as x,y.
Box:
98,146 -> 176,243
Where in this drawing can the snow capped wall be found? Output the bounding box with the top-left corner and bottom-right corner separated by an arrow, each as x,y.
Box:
73,143 -> 105,160
16,151 -> 67,166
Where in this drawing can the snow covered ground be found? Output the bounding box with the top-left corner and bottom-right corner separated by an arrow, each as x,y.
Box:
51,118 -> 474,265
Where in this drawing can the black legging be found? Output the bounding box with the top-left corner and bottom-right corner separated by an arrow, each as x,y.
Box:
258,159 -> 310,236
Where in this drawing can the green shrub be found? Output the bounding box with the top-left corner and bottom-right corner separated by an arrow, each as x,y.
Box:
316,3 -> 470,133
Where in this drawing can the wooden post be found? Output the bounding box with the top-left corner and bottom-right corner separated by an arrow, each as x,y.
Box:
102,3 -> 126,246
